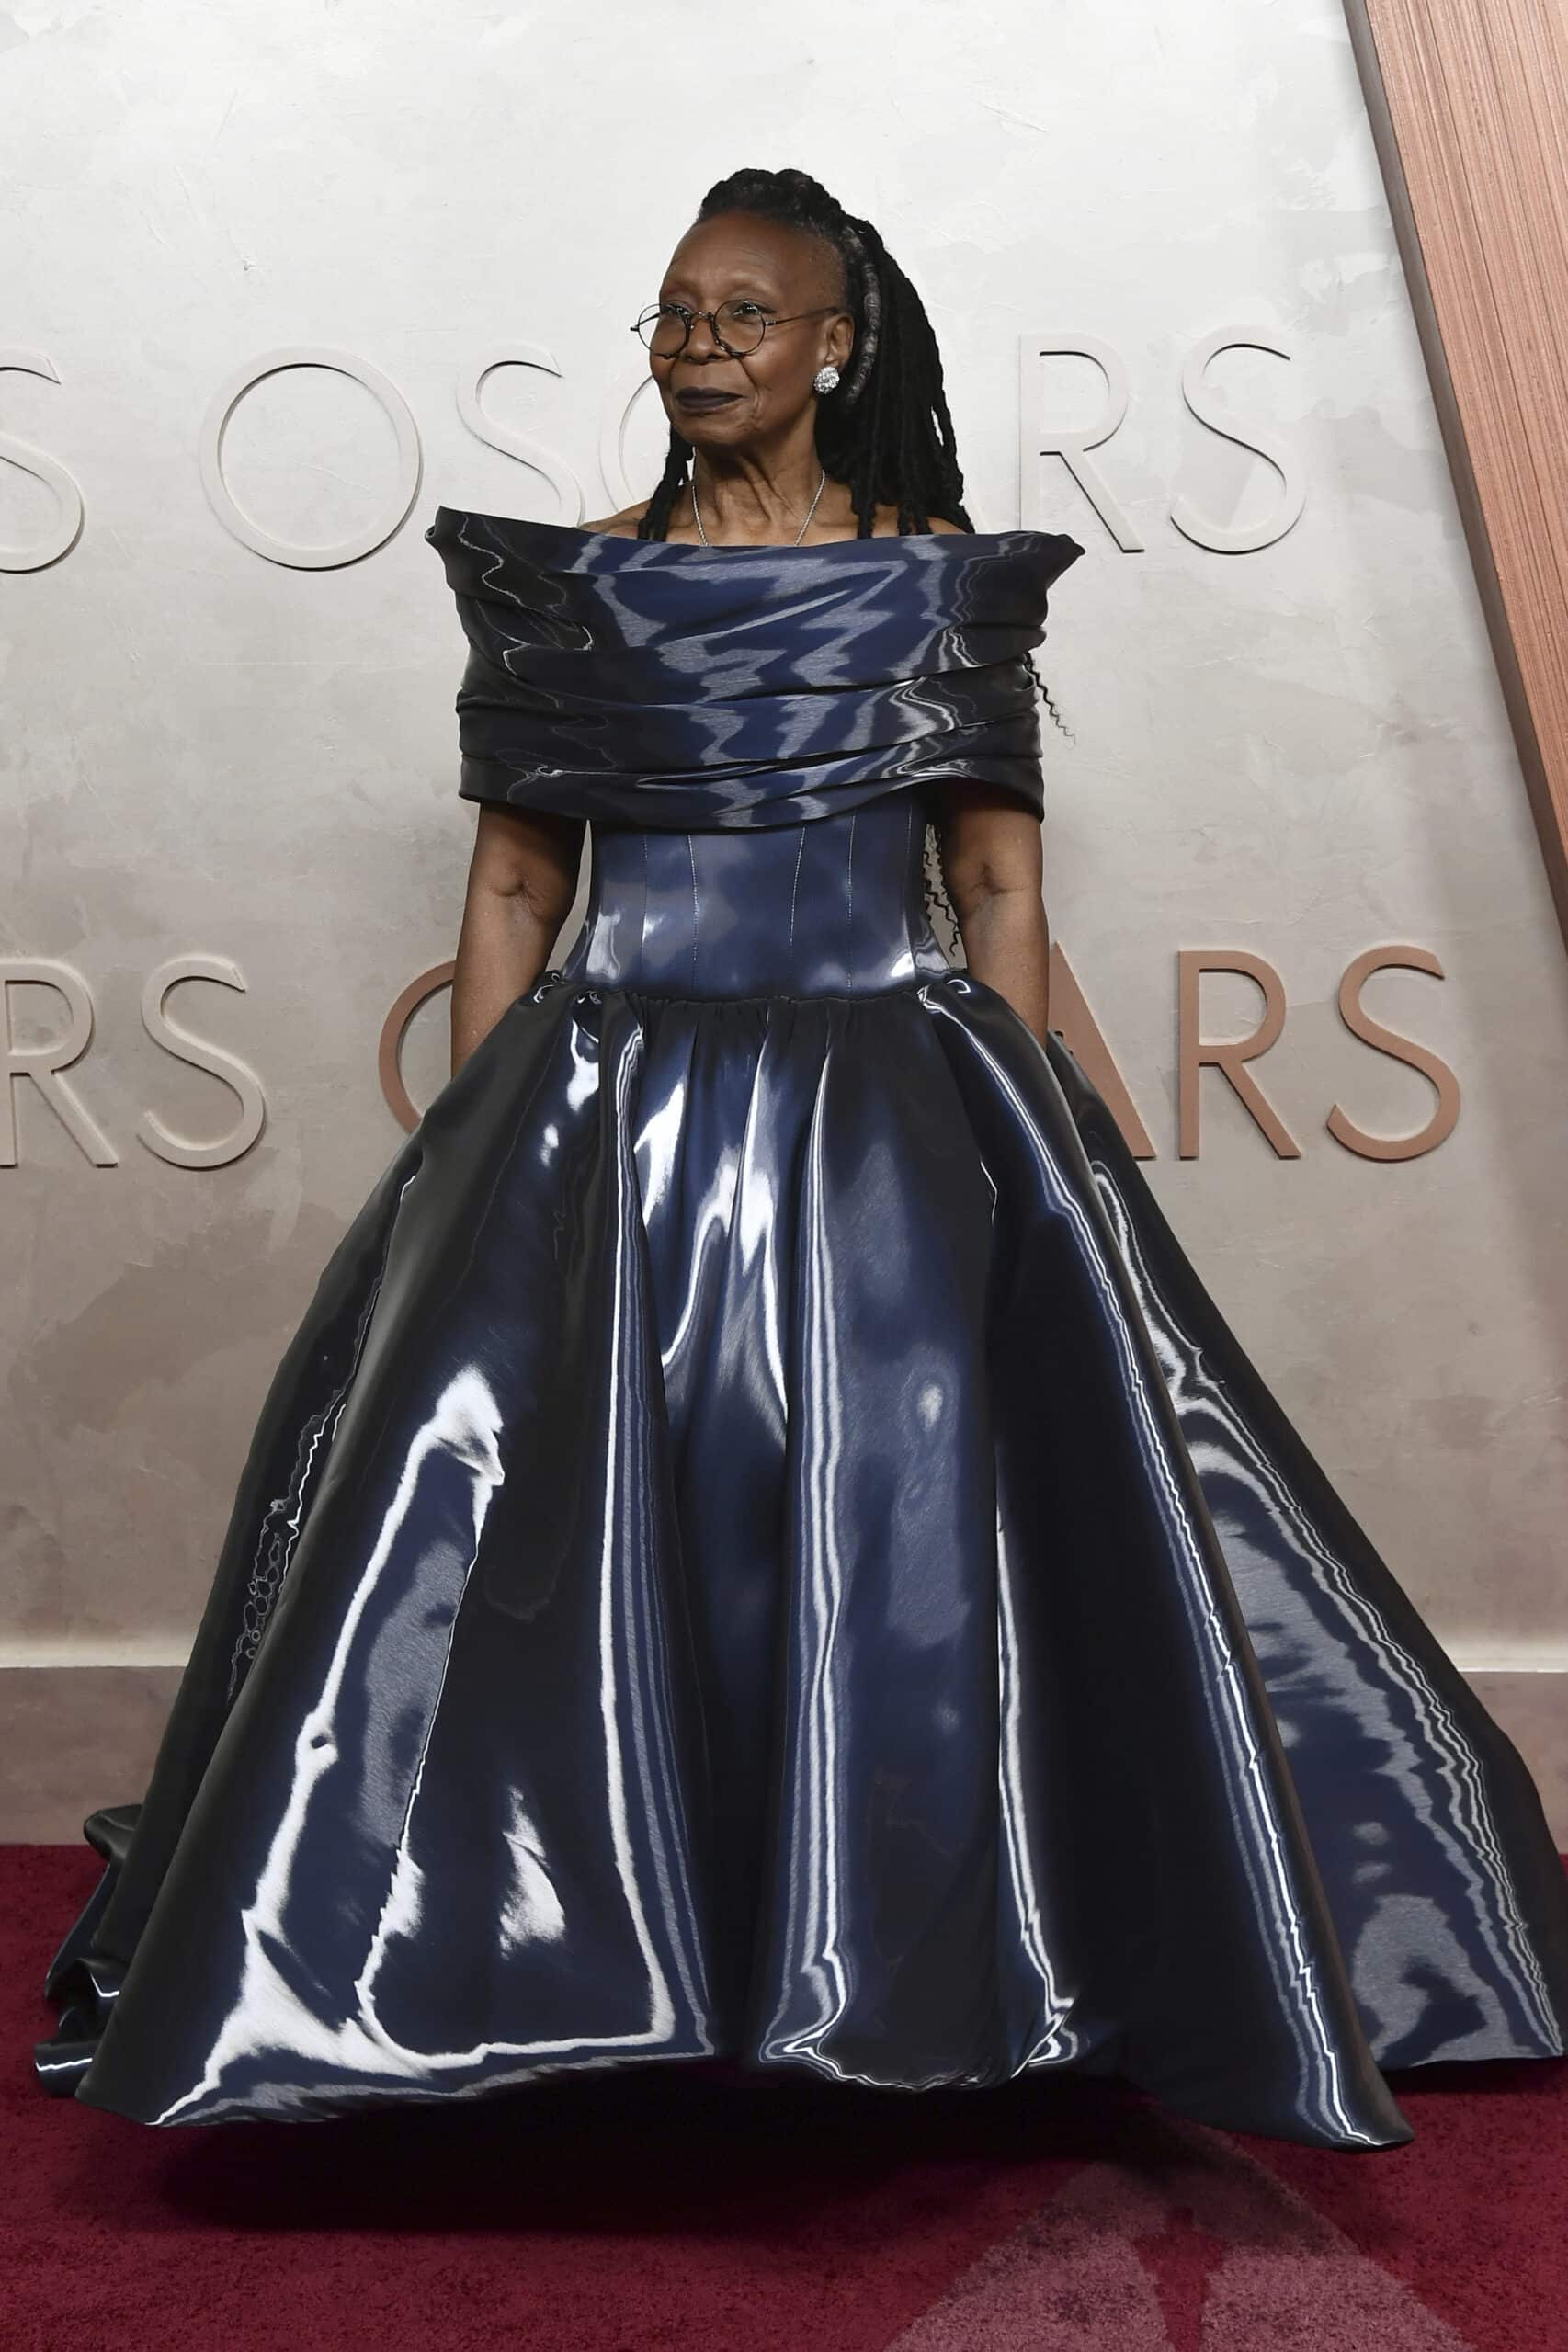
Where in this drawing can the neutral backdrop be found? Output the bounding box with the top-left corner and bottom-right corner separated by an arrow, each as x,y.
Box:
3,0 -> 1566,1835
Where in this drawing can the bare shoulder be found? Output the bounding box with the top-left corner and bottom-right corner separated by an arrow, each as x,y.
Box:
866,505 -> 967,537
857,500 -> 967,539
581,500 -> 652,539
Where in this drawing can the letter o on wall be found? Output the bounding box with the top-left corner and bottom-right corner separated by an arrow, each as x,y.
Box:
198,346 -> 422,569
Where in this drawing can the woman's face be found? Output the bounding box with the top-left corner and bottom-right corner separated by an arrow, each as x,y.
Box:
649,211 -> 855,450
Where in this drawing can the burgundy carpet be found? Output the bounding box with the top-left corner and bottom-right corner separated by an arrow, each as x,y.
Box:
8,1844 -> 1566,2350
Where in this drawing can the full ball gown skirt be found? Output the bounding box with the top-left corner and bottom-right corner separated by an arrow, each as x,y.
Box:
35,509 -> 1568,2150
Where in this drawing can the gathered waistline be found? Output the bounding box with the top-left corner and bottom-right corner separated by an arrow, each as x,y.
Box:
526,965 -> 975,1011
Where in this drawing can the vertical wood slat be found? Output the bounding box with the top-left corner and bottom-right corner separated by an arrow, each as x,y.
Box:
1346,0 -> 1568,963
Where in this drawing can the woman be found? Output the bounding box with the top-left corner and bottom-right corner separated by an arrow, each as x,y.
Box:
36,167 -> 1568,2150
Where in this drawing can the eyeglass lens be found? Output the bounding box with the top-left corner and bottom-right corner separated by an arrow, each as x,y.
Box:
636,302 -> 768,356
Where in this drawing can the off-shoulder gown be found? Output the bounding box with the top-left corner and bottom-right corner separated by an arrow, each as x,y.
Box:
34,508 -> 1568,2151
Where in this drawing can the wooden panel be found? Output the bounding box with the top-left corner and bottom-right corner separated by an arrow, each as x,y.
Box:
1346,0 -> 1568,951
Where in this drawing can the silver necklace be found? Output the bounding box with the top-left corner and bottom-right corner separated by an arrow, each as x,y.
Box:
690,465 -> 828,547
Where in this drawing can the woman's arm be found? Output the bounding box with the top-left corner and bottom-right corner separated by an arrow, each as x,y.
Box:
934,783 -> 1051,1046
449,804 -> 585,1076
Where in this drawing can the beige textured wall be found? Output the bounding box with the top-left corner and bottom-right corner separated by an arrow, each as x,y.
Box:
3,0 -> 1566,1836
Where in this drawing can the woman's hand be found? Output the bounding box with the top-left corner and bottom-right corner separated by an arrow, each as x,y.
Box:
935,783 -> 1051,1046
449,804 -> 585,1075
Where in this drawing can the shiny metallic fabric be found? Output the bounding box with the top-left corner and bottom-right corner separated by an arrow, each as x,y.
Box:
34,512 -> 1568,2146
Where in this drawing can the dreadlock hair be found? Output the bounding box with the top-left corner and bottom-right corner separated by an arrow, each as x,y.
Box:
637,165 -> 1072,961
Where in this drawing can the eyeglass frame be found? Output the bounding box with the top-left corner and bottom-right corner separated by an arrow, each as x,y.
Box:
630,301 -> 846,358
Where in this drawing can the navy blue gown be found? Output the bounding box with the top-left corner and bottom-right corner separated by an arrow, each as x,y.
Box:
35,507 -> 1568,2150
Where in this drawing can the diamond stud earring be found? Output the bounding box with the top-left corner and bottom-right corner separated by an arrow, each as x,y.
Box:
812,364 -> 841,394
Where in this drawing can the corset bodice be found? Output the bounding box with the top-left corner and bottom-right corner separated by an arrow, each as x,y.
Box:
425,506 -> 1086,1002
557,790 -> 951,999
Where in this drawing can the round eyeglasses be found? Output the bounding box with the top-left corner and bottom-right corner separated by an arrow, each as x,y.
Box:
631,301 -> 841,358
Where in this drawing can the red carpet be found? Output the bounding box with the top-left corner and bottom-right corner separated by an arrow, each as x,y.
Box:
8,1844 -> 1567,2350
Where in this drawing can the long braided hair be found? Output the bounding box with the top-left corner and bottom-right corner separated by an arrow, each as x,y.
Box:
637,165 -> 1072,959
